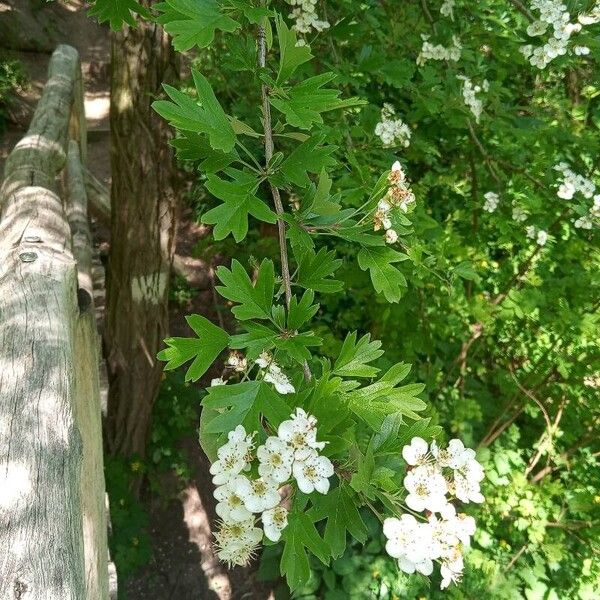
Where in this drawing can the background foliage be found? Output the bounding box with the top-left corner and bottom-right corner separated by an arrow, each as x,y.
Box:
86,0 -> 600,598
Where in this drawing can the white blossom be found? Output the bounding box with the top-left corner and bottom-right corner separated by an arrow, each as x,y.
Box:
227,352 -> 247,372
255,351 -> 273,368
574,215 -> 592,229
483,191 -> 500,213
375,104 -> 411,148
263,363 -> 295,395
292,447 -> 334,494
536,229 -> 548,246
402,436 -> 430,466
257,436 -> 294,483
440,555 -> 465,589
383,514 -> 429,561
278,407 -> 326,454
453,458 -> 485,504
236,476 -> 280,513
214,476 -> 252,522
210,377 -> 225,386
554,163 -> 596,200
383,437 -> 483,588
431,438 -> 475,470
525,225 -> 548,246
440,0 -> 455,20
286,0 -> 329,39
521,0 -> 595,68
262,505 -> 289,542
458,76 -> 488,123
404,464 -> 449,513
210,425 -> 254,485
512,205 -> 528,222
214,517 -> 262,567
385,229 -> 399,244
417,34 -> 462,65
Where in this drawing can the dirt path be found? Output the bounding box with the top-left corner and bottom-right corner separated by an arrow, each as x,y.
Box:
1,3 -> 273,598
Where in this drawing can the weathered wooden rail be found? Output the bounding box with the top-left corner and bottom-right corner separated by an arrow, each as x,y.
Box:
0,45 -> 113,599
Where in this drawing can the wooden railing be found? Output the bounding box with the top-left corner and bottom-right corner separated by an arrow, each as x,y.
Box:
0,45 -> 112,600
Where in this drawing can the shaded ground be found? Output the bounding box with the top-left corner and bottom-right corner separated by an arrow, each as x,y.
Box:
0,2 -> 273,598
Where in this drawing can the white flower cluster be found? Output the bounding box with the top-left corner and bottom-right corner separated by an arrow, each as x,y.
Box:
440,0 -> 455,20
553,163 -> 599,230
374,104 -> 412,148
417,34 -> 462,66
211,409 -> 333,566
458,76 -> 489,123
519,1 -> 595,69
579,1 -> 600,26
526,225 -> 548,246
554,162 -> 596,200
214,352 -> 296,394
286,0 -> 329,42
383,437 -> 484,589
483,191 -> 500,213
226,352 -> 247,372
256,351 -> 295,395
374,161 -> 416,244
512,205 -> 528,222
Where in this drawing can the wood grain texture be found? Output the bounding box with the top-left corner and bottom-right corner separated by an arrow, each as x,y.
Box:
0,45 -> 109,599
66,140 -> 110,600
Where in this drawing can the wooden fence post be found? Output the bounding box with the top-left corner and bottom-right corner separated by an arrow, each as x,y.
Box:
0,45 -> 109,600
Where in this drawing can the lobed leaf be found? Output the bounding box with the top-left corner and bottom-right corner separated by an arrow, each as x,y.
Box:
88,0 -> 151,30
157,315 -> 229,382
216,259 -> 275,320
152,70 -> 236,152
155,0 -> 240,51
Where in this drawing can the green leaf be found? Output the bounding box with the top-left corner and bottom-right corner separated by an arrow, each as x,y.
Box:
157,315 -> 229,382
155,0 -> 240,51
333,332 -> 384,378
229,322 -> 278,357
304,170 -> 340,217
296,247 -> 343,293
271,73 -> 366,130
216,259 -> 275,320
152,70 -> 236,152
275,332 -> 322,363
287,290 -> 319,330
170,133 -> 239,172
346,363 -> 427,430
202,170 -> 276,241
309,485 -> 368,559
275,14 -> 313,84
350,446 -> 376,499
454,261 -> 481,282
281,511 -> 330,590
200,381 -> 290,458
88,0 -> 150,29
357,247 -> 409,303
279,135 -> 337,188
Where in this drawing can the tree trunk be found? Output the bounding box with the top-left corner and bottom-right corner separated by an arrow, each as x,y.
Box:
105,6 -> 179,459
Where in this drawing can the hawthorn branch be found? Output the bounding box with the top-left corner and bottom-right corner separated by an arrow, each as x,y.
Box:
420,0 -> 438,34
257,21 -> 311,381
508,0 -> 536,22
258,24 -> 292,310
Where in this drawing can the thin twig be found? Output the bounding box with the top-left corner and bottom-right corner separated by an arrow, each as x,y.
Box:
420,0 -> 438,34
257,20 -> 311,382
506,544 -> 528,572
508,0 -> 536,22
258,25 -> 292,309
